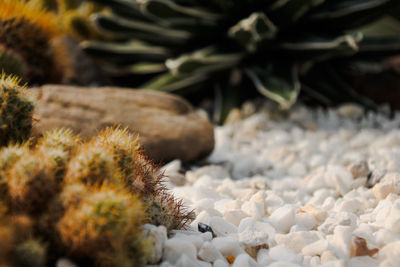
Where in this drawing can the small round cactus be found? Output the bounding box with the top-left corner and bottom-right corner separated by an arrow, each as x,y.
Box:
0,74 -> 34,147
58,185 -> 146,266
0,143 -> 30,201
7,153 -> 57,215
13,239 -> 47,267
65,142 -> 121,186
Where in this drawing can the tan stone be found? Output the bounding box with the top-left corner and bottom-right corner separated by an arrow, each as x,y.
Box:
29,85 -> 214,163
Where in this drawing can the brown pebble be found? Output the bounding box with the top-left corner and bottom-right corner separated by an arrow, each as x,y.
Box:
226,255 -> 235,264
350,235 -> 379,257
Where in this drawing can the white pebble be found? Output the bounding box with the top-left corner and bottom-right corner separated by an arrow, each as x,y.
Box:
223,210 -> 248,226
275,231 -> 322,253
347,256 -> 379,267
198,241 -> 225,263
163,238 -> 197,264
269,245 -> 302,263
212,236 -> 242,257
257,248 -> 271,265
142,224 -> 167,264
213,259 -> 229,267
333,225 -> 353,259
373,173 -> 400,200
241,201 -> 264,220
269,204 -> 296,233
302,239 -> 329,256
209,216 -> 238,236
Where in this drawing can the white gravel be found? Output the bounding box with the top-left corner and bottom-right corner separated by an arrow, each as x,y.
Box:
155,102 -> 400,267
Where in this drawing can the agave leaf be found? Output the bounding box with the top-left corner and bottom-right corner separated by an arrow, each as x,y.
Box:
93,14 -> 191,45
81,41 -> 170,63
137,0 -> 221,21
89,0 -> 151,21
166,48 -> 243,75
229,12 -> 277,52
355,16 -> 400,55
142,72 -> 208,92
269,0 -> 325,25
356,16 -> 400,37
310,0 -> 391,19
306,0 -> 396,29
124,63 -> 167,74
245,62 -> 300,109
302,62 -> 378,110
279,33 -> 363,61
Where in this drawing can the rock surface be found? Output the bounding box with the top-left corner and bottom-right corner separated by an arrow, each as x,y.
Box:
29,85 -> 214,163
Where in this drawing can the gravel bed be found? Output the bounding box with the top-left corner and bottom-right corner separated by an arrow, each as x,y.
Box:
152,103 -> 400,267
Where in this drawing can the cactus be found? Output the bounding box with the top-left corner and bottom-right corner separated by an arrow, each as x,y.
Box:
0,47 -> 26,80
0,126 -> 192,266
0,74 -> 34,147
94,127 -> 161,195
83,0 -> 400,120
13,239 -> 47,267
66,142 -> 121,186
7,153 -> 58,215
148,193 -> 194,231
0,0 -> 62,83
57,185 -> 146,266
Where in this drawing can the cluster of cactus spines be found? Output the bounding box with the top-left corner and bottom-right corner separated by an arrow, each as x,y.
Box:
58,185 -> 146,265
7,154 -> 58,215
0,74 -> 34,147
66,142 -> 122,186
0,124 -> 193,266
0,0 -> 62,83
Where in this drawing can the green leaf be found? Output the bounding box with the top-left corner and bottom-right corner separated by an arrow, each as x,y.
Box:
279,33 -> 363,61
142,72 -> 208,92
166,47 -> 243,75
81,41 -> 171,63
306,0 -> 397,30
124,63 -> 167,74
92,14 -> 191,46
245,62 -> 300,109
269,0 -> 325,25
137,0 -> 221,21
228,12 -> 277,52
88,0 -> 151,21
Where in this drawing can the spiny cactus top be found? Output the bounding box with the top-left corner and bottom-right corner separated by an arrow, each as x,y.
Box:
0,74 -> 34,147
0,0 -> 61,83
83,0 -> 400,117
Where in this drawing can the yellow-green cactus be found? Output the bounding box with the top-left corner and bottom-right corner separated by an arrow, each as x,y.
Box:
58,185 -> 146,266
0,75 -> 34,147
7,153 -> 57,215
65,142 -> 121,186
0,126 -> 193,266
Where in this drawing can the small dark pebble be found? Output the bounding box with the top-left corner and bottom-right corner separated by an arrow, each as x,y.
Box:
198,222 -> 216,238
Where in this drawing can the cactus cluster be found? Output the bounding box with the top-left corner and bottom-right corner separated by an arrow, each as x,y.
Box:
0,74 -> 34,147
83,0 -> 400,120
0,0 -> 62,83
0,126 -> 192,266
0,73 -> 193,266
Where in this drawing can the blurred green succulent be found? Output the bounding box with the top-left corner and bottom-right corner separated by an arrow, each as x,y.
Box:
82,0 -> 400,121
